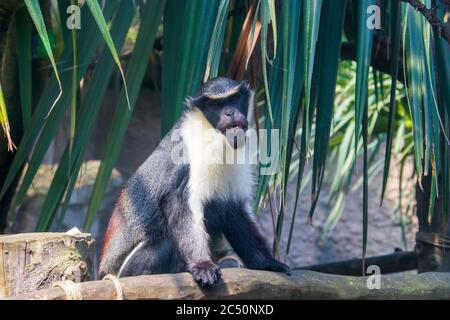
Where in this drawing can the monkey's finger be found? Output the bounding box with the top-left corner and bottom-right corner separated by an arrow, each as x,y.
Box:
206,266 -> 222,287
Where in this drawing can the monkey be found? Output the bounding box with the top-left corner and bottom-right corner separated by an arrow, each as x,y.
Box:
98,77 -> 290,287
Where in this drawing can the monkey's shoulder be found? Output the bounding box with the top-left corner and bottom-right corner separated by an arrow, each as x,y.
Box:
135,123 -> 187,180
122,127 -> 189,207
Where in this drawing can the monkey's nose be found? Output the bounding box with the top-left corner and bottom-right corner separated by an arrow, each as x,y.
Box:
225,109 -> 235,117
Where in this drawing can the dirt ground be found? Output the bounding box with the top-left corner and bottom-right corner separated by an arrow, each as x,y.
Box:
257,159 -> 417,268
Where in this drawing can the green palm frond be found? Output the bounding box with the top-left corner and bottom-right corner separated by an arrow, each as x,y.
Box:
0,0 -> 448,264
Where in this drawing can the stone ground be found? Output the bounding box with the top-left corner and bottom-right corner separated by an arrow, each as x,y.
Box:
11,87 -> 418,270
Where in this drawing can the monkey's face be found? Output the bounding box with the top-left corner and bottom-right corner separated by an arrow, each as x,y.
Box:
202,93 -> 249,149
189,78 -> 252,149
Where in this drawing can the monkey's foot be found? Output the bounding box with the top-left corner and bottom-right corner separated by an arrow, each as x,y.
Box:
262,260 -> 292,275
189,261 -> 222,287
218,255 -> 243,269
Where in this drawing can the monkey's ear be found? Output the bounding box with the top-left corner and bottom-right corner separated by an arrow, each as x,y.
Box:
185,95 -> 206,110
239,80 -> 251,90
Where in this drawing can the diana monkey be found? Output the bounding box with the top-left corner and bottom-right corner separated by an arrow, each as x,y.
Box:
99,77 -> 290,287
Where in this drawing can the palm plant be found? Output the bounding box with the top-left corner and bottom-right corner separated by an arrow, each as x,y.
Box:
0,0 -> 449,271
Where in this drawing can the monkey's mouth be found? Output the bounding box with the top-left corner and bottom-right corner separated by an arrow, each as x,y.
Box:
223,121 -> 248,133
223,122 -> 248,149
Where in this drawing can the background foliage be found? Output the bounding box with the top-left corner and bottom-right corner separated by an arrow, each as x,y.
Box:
0,0 -> 449,264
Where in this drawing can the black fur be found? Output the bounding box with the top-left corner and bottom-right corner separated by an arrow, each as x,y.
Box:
187,77 -> 249,136
99,77 -> 290,287
189,261 -> 222,287
203,199 -> 290,273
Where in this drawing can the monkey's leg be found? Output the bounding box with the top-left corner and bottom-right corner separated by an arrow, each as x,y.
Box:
170,205 -> 222,287
222,207 -> 291,274
211,233 -> 243,268
117,239 -> 182,277
98,207 -> 139,279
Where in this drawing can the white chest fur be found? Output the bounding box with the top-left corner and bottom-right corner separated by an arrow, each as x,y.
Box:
180,109 -> 255,212
181,109 -> 254,202
189,161 -> 253,203
177,108 -> 256,258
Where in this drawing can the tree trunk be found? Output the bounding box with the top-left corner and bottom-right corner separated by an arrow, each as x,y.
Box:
415,174 -> 450,272
0,232 -> 94,298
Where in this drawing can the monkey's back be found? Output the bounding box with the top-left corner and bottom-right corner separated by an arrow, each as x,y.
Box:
98,120 -> 189,277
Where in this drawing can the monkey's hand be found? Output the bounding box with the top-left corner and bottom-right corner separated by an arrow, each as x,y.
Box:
189,261 -> 222,287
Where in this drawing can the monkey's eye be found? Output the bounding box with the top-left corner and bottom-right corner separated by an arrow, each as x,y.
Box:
224,94 -> 241,105
207,101 -> 221,109
232,92 -> 242,101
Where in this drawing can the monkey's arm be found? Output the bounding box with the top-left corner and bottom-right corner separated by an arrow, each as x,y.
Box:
168,199 -> 222,287
222,205 -> 290,274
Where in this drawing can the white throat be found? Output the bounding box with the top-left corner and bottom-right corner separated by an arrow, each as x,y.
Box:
180,108 -> 255,204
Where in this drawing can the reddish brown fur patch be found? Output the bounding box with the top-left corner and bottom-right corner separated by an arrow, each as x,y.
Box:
99,191 -> 126,262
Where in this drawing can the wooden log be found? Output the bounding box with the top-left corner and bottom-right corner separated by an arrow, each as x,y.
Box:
296,251 -> 417,276
0,232 -> 94,298
6,269 -> 450,300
